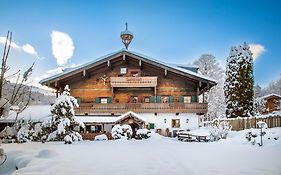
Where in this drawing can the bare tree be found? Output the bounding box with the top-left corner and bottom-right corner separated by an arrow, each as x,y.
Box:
0,31 -> 34,121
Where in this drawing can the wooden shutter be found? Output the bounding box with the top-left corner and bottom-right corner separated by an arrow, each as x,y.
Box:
95,97 -> 100,103
169,96 -> 174,103
149,96 -> 155,103
157,96 -> 161,103
192,95 -> 197,103
178,96 -> 183,103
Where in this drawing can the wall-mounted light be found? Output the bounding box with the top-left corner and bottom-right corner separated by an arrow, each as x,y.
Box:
186,118 -> 189,123
164,118 -> 167,123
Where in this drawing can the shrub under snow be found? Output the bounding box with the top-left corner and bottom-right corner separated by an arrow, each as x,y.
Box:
210,119 -> 232,141
94,134 -> 108,141
135,129 -> 152,139
111,124 -> 132,140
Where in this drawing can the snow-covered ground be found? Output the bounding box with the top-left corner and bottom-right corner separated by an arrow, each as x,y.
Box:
1,129 -> 281,175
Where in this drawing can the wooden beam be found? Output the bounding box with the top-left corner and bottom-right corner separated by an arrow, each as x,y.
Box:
123,54 -> 126,60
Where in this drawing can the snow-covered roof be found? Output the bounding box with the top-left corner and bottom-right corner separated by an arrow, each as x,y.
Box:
115,111 -> 148,123
256,93 -> 281,101
40,49 -> 217,85
74,116 -> 117,124
0,105 -> 52,123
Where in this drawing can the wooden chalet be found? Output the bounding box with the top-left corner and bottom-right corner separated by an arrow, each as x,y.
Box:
40,26 -> 217,138
258,94 -> 281,114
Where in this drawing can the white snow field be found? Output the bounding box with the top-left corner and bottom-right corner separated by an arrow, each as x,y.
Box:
1,130 -> 281,175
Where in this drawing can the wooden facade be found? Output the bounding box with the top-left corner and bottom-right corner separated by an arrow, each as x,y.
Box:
264,95 -> 281,113
40,50 -> 216,115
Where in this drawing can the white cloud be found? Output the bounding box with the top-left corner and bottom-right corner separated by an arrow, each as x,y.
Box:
0,37 -> 39,58
34,64 -> 80,83
51,31 -> 75,66
22,44 -> 38,56
249,44 -> 266,61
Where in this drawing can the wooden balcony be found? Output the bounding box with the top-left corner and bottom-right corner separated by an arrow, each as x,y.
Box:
75,102 -> 207,115
110,76 -> 157,87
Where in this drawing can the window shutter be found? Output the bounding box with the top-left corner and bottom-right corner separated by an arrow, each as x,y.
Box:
150,123 -> 155,129
157,96 -> 161,103
149,96 -> 155,103
192,95 -> 197,103
108,97 -> 112,103
76,97 -> 81,104
178,96 -> 183,103
169,96 -> 174,103
95,97 -> 100,103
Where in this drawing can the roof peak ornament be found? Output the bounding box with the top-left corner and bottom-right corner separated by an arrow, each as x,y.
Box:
120,23 -> 133,50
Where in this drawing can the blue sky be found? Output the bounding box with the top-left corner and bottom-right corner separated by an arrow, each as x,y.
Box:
0,0 -> 280,88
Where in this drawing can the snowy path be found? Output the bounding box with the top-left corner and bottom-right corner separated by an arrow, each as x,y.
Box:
1,136 -> 281,175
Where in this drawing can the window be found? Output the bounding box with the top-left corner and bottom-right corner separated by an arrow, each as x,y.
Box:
131,96 -> 138,103
144,97 -> 150,103
120,68 -> 127,74
101,98 -> 108,104
172,119 -> 180,128
161,96 -> 169,103
183,96 -> 191,103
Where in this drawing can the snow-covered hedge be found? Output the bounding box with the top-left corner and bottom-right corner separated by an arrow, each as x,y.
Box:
111,124 -> 132,140
210,119 -> 232,141
94,134 -> 108,141
135,129 -> 152,139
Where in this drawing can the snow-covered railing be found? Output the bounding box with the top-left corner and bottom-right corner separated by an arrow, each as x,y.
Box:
75,102 -> 208,115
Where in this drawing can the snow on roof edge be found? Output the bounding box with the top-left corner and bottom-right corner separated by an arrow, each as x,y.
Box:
40,49 -> 217,85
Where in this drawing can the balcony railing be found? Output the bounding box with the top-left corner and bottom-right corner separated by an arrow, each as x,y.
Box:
75,102 -> 207,115
110,76 -> 157,87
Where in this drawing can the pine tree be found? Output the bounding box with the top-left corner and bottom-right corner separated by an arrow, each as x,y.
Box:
41,85 -> 83,143
194,54 -> 225,119
225,43 -> 254,118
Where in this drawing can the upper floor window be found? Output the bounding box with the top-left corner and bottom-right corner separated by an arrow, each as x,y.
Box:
144,97 -> 150,103
101,98 -> 108,104
184,96 -> 191,103
161,96 -> 169,103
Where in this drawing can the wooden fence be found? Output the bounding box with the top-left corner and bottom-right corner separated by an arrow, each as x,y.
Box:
227,115 -> 281,131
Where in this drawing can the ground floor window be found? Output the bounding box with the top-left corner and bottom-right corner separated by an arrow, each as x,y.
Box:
171,119 -> 180,128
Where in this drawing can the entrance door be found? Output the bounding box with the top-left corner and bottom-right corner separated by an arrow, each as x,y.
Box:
129,123 -> 140,138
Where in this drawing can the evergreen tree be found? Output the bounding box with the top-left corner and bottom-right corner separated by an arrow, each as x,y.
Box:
194,54 -> 225,119
42,85 -> 83,143
225,43 -> 254,118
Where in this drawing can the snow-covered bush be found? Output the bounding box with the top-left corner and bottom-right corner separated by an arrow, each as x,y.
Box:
41,85 -> 84,143
111,124 -> 132,140
15,120 -> 43,143
254,98 -> 268,115
244,128 -> 280,146
94,134 -> 108,141
135,129 -> 152,139
209,119 -> 232,141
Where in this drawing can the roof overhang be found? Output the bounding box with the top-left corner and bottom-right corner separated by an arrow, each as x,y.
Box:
40,49 -> 217,89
